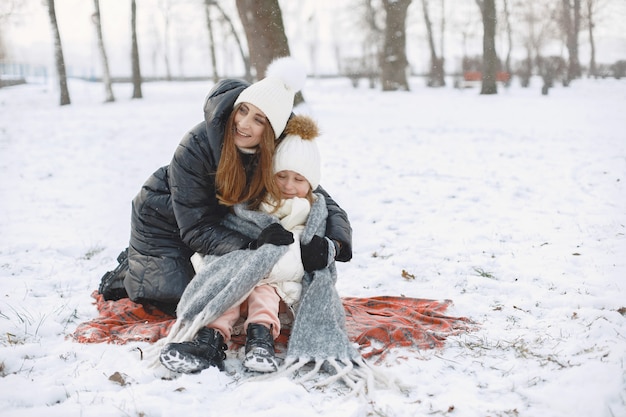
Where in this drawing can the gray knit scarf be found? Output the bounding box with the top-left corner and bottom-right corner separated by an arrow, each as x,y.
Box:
153,194 -> 393,394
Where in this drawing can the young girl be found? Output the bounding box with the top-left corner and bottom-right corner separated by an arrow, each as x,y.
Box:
159,115 -> 334,374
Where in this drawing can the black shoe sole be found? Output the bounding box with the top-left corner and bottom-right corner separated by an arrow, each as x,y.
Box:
243,348 -> 278,373
160,346 -> 214,374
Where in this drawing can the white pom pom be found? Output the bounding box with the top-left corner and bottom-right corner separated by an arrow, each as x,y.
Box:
266,56 -> 307,93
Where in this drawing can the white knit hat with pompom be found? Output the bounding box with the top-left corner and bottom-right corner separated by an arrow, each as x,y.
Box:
273,115 -> 321,190
234,57 -> 307,138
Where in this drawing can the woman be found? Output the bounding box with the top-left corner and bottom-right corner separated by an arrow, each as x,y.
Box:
99,57 -> 352,318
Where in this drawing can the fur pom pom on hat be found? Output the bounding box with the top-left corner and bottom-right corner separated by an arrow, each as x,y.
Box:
273,115 -> 321,190
234,57 -> 307,138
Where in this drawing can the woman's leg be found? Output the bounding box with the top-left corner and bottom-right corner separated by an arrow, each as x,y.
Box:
125,167 -> 194,306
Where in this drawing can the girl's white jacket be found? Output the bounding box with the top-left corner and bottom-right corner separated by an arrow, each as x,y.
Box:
257,197 -> 311,307
190,196 -> 311,308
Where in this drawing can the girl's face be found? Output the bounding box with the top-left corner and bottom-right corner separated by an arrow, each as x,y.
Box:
233,103 -> 268,149
275,170 -> 311,199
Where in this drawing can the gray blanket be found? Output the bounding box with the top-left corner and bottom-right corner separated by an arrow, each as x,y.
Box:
154,194 -> 392,393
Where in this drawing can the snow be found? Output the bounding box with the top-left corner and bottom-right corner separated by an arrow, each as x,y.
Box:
1,76 -> 625,417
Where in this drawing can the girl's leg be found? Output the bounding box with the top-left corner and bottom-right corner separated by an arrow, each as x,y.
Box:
209,304 -> 241,341
245,285 -> 281,339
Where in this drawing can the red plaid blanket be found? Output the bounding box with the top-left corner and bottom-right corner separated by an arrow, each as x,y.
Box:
72,291 -> 474,359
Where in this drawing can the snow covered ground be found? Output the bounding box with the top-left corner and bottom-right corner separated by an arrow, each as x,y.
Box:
0,75 -> 624,417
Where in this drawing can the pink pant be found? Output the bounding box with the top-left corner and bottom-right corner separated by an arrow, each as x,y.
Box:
209,284 -> 281,341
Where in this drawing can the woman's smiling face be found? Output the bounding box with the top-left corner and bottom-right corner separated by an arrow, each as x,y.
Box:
233,103 -> 268,149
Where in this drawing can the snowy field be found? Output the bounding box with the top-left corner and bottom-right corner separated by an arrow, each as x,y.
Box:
0,75 -> 624,417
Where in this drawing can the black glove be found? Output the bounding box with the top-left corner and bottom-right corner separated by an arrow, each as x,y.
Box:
248,223 -> 294,249
301,235 -> 330,272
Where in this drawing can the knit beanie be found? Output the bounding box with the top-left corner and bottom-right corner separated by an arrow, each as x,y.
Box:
234,57 -> 307,138
273,115 -> 321,190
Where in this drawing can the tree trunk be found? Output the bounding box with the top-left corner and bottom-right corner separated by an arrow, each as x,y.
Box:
235,0 -> 302,103
160,1 -> 172,81
421,0 -> 445,87
381,0 -> 411,91
212,1 -> 251,82
476,0 -> 498,95
502,0 -> 513,86
93,0 -> 114,102
572,0 -> 582,79
203,0 -> 219,83
130,0 -> 143,99
440,0 -> 446,82
46,0 -> 70,105
0,24 -> 5,87
562,0 -> 582,84
586,0 -> 597,77
235,0 -> 290,80
362,0 -> 383,89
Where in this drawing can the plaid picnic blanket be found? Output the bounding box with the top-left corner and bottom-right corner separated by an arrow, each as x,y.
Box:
72,291 -> 474,359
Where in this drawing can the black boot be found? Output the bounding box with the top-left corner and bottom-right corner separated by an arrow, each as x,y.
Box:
98,249 -> 129,301
243,323 -> 278,373
160,327 -> 227,374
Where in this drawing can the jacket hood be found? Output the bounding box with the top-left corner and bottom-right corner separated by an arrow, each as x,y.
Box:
203,78 -> 250,165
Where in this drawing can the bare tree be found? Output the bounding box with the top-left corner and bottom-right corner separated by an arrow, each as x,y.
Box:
1,1 -> 30,88
0,2 -> 14,87
514,1 -> 558,87
585,0 -> 597,77
158,0 -> 173,81
475,0 -> 498,94
349,0 -> 384,88
364,0 -> 384,87
46,0 -> 70,105
235,0 -> 303,104
560,0 -> 582,84
439,0 -> 445,76
448,1 -> 481,76
235,0 -> 290,80
92,0 -> 114,102
203,0 -> 219,83
131,0 -> 142,98
583,0 -> 608,78
207,1 -> 251,81
381,0 -> 411,91
421,0 -> 445,87
502,0 -> 513,85
0,2 -> 14,64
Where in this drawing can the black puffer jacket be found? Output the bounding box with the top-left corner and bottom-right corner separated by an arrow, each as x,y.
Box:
124,79 -> 352,305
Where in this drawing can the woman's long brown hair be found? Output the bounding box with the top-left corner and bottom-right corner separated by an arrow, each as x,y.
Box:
215,104 -> 283,209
